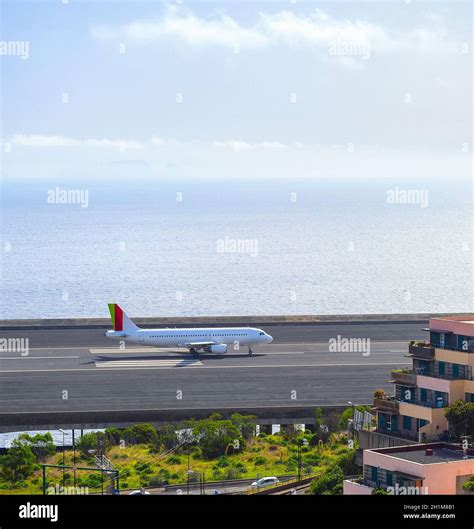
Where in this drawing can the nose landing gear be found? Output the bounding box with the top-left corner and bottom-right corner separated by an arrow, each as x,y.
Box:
248,347 -> 253,356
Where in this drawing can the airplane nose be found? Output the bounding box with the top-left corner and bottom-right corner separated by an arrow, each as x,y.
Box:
266,334 -> 273,343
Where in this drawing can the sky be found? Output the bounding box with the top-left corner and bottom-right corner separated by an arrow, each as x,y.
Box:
1,1 -> 472,180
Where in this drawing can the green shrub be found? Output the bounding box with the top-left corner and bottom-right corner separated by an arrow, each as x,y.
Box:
462,478 -> 474,491
216,456 -> 229,468
148,469 -> 171,487
134,462 -> 152,474
309,465 -> 344,495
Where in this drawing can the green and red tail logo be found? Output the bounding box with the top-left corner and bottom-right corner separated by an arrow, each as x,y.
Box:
108,303 -> 123,331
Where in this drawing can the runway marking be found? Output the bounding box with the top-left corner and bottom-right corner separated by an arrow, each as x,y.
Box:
90,348 -> 187,355
15,340 -> 410,352
91,349 -> 306,356
0,356 -> 79,360
95,358 -> 203,369
0,361 -> 410,374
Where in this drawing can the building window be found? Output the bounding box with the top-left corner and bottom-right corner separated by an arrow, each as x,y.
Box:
438,361 -> 445,375
430,332 -> 440,347
403,416 -> 412,430
386,472 -> 393,487
371,466 -> 378,483
420,388 -> 428,402
453,364 -> 460,378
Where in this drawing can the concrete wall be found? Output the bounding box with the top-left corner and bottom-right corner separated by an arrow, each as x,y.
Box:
0,406 -> 347,433
1,313 -> 467,330
343,480 -> 373,495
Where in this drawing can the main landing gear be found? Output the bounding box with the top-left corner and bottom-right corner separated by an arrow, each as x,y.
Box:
190,347 -> 199,357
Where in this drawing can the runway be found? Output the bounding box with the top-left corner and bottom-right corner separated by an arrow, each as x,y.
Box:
0,321 -> 425,415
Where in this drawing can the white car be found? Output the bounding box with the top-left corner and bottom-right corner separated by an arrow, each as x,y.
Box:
129,488 -> 151,495
251,477 -> 279,489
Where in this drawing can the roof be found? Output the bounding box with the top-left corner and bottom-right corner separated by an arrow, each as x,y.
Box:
429,316 -> 474,336
370,443 -> 474,465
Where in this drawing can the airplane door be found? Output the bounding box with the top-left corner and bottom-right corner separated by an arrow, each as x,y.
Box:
139,333 -> 145,344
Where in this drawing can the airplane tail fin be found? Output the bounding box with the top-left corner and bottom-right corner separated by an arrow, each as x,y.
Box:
108,303 -> 140,332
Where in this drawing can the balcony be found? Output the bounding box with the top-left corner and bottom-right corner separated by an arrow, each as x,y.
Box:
373,397 -> 399,413
390,369 -> 416,386
375,426 -> 419,442
408,343 -> 435,360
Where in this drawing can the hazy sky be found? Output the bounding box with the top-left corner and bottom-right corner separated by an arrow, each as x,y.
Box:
1,1 -> 472,180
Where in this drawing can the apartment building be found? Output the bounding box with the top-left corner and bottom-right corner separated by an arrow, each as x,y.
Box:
344,443 -> 474,495
373,316 -> 474,443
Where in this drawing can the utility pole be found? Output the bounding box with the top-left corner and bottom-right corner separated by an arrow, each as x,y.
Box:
72,430 -> 77,488
187,445 -> 190,495
58,429 -> 66,488
297,438 -> 308,481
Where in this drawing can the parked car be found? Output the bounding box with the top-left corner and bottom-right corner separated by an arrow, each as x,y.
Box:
250,477 -> 279,489
129,488 -> 151,495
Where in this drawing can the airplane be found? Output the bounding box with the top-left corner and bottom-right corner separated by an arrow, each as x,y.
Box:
105,303 -> 273,356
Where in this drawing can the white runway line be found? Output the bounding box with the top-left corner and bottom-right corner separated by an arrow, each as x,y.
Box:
91,347 -> 179,354
0,356 -> 79,360
95,358 -> 203,369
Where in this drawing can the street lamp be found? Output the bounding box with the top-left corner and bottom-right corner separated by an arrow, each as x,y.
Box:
297,438 -> 309,482
348,401 -> 356,439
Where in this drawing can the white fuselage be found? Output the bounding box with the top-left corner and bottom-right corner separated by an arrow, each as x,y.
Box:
106,327 -> 273,350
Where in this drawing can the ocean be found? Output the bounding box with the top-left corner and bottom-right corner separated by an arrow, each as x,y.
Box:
0,177 -> 472,319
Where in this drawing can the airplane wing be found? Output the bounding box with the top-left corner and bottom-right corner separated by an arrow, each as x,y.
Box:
180,341 -> 216,348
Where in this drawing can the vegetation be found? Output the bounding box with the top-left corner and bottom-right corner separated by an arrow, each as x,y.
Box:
0,408 -> 360,494
462,477 -> 474,491
445,400 -> 474,440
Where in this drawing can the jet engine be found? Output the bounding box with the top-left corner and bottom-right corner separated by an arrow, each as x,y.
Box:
206,344 -> 228,354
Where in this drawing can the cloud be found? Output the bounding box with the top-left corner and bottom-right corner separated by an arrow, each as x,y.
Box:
10,134 -> 302,152
11,134 -> 143,150
213,140 -> 296,150
92,10 -> 268,49
91,7 -> 460,57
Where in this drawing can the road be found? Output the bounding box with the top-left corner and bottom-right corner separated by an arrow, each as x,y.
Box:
0,321 -> 425,416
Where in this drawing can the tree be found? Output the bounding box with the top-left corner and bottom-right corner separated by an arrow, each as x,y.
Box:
229,413 -> 256,440
193,418 -> 241,459
308,464 -> 344,495
76,432 -> 99,456
314,408 -> 324,432
16,433 -> 55,461
339,405 -> 371,430
335,450 -> 358,476
445,401 -> 474,440
0,440 -> 36,483
156,424 -> 178,451
123,424 -> 159,445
